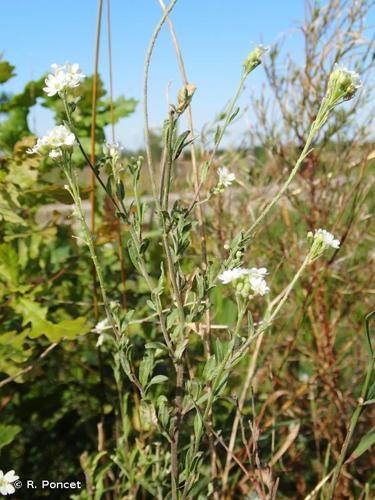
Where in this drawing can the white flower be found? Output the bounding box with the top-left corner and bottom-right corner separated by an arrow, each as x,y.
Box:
94,318 -> 109,333
218,267 -> 248,284
218,167 -> 236,187
47,125 -> 75,148
95,319 -> 111,347
96,334 -> 105,347
249,276 -> 270,296
219,266 -> 270,298
27,125 -> 75,155
43,71 -> 67,97
248,267 -> 268,278
53,62 -> 85,87
44,62 -> 85,96
0,470 -> 19,496
299,372 -> 310,383
27,136 -> 48,155
313,228 -> 340,249
49,148 -> 62,159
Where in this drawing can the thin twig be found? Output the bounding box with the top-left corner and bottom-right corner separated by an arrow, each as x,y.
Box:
106,0 -> 127,308
0,342 -> 59,389
90,0 -> 103,316
143,0 -> 178,205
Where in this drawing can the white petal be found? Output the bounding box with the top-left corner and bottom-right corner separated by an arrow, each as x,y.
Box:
4,470 -> 18,482
6,484 -> 15,495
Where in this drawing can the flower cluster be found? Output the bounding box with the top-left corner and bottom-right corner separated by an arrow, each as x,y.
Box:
309,228 -> 340,249
243,45 -> 268,76
219,267 -> 270,298
44,62 -> 85,97
0,470 -> 19,496
27,125 -> 75,157
307,228 -> 340,260
327,64 -> 362,103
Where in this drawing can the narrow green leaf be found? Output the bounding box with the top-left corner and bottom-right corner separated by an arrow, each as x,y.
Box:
193,413 -> 202,440
228,106 -> 240,123
145,342 -> 168,351
214,125 -> 221,145
173,130 -> 191,160
147,375 -> 168,387
346,430 -> 375,463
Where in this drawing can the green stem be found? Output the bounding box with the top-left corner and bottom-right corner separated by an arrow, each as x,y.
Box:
158,115 -> 187,500
62,96 -> 120,212
245,129 -> 314,239
209,73 -> 247,167
62,97 -> 175,360
64,165 -> 118,336
143,0 -> 179,205
181,303 -> 246,499
231,253 -> 312,370
162,115 -> 175,211
244,97 -> 330,239
267,255 -> 310,324
188,71 -> 248,212
127,223 -> 175,358
327,311 -> 375,498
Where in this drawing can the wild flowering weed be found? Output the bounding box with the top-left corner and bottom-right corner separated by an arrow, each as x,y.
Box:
0,470 -> 19,496
21,4 -> 372,493
25,49 -> 363,498
43,62 -> 85,96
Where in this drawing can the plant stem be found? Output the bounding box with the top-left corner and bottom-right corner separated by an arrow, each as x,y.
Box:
158,5 -> 218,490
244,98 -> 329,240
222,330 -> 265,488
143,0 -> 179,205
64,164 -> 118,337
327,310 -> 374,498
230,253 -> 311,374
187,72 -> 248,212
171,359 -> 184,500
181,303 -> 246,499
90,0 -> 103,234
158,113 -> 187,500
62,97 -> 119,212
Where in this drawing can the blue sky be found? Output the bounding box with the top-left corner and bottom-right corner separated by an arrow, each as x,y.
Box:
2,1 -> 372,148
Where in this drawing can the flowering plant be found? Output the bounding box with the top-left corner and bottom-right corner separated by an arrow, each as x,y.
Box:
0,470 -> 19,496
2,3 -> 373,498
24,44 -> 362,497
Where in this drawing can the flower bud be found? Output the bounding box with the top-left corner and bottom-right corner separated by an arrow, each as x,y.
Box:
177,84 -> 196,114
243,45 -> 267,76
327,64 -> 362,103
103,142 -> 123,161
